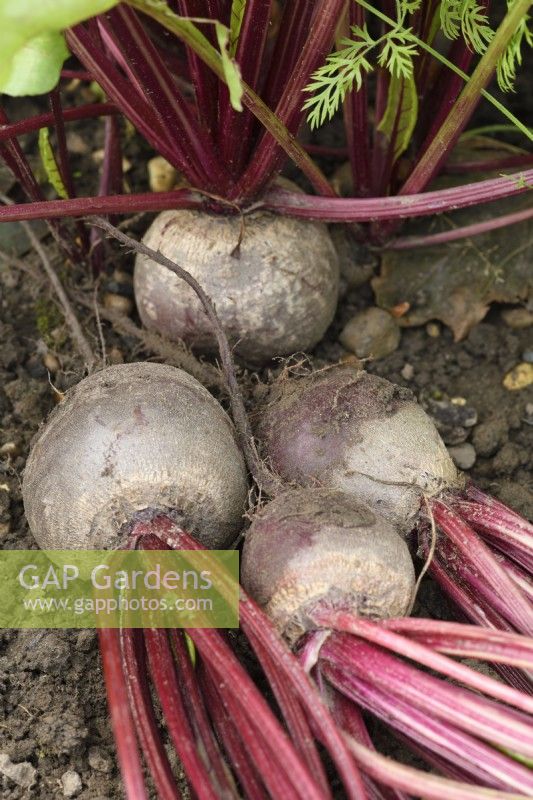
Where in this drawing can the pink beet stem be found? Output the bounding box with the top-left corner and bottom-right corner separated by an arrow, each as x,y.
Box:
198,663 -> 269,800
422,551 -> 533,694
465,486 -> 533,535
430,532 -> 531,633
120,628 -> 182,800
323,659 -> 533,793
379,618 -> 533,669
320,633 -> 533,762
98,628 -> 149,800
345,735 -> 529,800
254,641 -> 332,796
329,685 -> 411,800
430,500 -> 533,635
310,610 -> 533,718
451,499 -> 533,573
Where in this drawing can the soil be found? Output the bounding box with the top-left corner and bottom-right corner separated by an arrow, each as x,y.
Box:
0,97 -> 532,799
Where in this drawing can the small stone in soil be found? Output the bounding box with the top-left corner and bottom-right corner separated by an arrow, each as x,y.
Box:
503,362 -> 533,391
426,322 -> 440,338
522,349 -> 533,364
103,293 -> 133,316
88,746 -> 113,774
61,770 -> 82,798
0,753 -> 37,788
447,443 -> 476,470
501,307 -> 533,329
472,417 -> 509,457
525,403 -> 533,425
339,307 -> 400,360
401,363 -> 414,380
425,397 -> 478,444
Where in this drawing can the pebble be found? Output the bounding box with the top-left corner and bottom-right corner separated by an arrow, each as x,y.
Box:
330,226 -> 376,289
426,322 -> 440,338
522,349 -> 533,364
0,753 -> 37,788
0,441 -> 18,457
472,417 -> 509,457
503,362 -> 533,391
148,155 -> 178,192
103,293 -> 133,316
339,307 -> 400,360
501,308 -> 533,329
524,403 -> 533,425
88,746 -> 113,774
61,770 -> 82,798
401,363 -> 414,380
448,443 -> 476,470
425,397 -> 478,445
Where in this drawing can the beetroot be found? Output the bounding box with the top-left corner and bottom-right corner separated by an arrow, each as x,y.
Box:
242,488 -> 415,644
134,208 -> 339,364
255,364 -> 533,641
241,488 -> 533,798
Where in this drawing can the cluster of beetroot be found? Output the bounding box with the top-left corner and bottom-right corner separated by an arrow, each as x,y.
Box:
22,360 -> 533,800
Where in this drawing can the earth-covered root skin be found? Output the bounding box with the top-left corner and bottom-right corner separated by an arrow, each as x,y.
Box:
241,488 -> 415,646
22,362 -> 249,551
256,365 -> 463,533
134,208 -> 340,365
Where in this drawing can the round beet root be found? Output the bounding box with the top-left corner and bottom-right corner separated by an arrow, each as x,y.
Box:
134,209 -> 339,364
256,365 -> 462,533
23,362 -> 248,550
241,488 -> 415,644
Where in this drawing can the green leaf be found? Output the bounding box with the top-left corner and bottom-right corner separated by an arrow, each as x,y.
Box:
229,0 -> 246,56
215,21 -> 243,111
378,73 -> 418,162
38,128 -> 69,199
0,0 -> 119,96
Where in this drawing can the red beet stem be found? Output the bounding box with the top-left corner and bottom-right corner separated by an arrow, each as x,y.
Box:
200,658 -> 303,800
187,626 -> 329,800
98,628 -> 149,799
430,500 -> 533,635
144,627 -> 222,800
150,515 -> 368,800
169,629 -> 238,797
199,664 -> 269,800
120,628 -> 181,800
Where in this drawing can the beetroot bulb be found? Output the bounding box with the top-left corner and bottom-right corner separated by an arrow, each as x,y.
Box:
255,364 -> 533,646
21,362 -> 370,800
241,488 -> 533,799
133,204 -> 339,365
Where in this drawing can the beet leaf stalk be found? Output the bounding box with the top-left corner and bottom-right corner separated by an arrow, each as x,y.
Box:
239,488 -> 533,798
